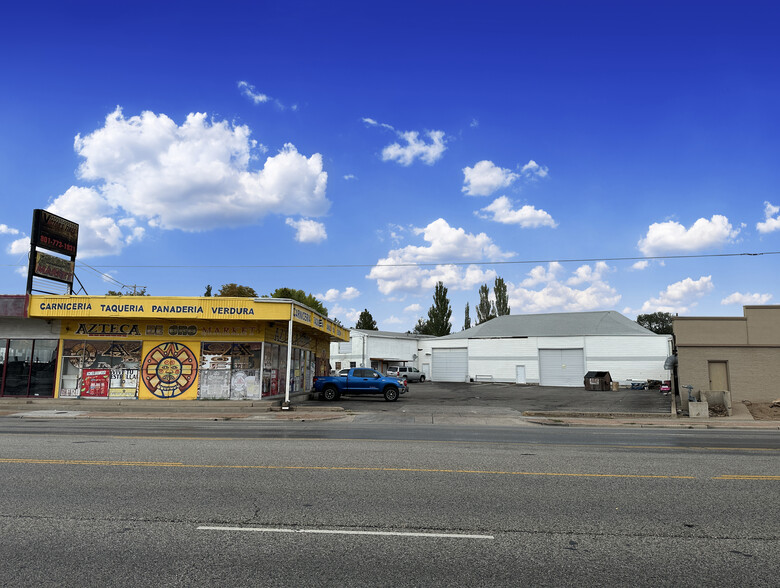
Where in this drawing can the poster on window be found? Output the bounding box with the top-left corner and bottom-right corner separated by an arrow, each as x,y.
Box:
81,369 -> 110,398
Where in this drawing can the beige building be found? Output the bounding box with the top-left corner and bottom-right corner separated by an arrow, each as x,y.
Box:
673,305 -> 780,408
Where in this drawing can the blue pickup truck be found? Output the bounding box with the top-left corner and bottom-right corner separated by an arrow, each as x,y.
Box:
313,368 -> 407,402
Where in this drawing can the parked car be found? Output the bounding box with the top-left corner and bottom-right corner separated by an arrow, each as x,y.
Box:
387,366 -> 425,382
313,368 -> 408,401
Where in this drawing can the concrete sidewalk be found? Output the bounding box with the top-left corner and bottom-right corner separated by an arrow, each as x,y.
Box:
1,395 -> 777,429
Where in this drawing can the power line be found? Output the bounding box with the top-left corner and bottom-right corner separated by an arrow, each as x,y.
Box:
67,250 -> 780,269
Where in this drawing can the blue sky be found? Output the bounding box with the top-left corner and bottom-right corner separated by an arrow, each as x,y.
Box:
1,0 -> 779,330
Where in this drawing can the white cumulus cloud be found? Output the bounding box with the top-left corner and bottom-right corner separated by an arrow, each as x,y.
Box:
0,224 -> 20,235
363,118 -> 446,166
636,276 -> 714,314
756,201 -> 780,234
316,287 -> 360,302
404,303 -> 422,313
330,304 -> 362,325
521,160 -> 549,179
631,260 -> 650,270
367,218 -> 511,294
477,196 -> 557,228
721,292 -> 773,305
45,186 -> 145,258
462,160 -> 519,196
40,107 -> 329,258
285,218 -> 327,243
508,262 -> 621,312
637,215 -> 740,255
382,130 -> 447,166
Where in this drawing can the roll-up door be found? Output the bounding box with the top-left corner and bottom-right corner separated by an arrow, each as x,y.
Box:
432,348 -> 468,382
539,348 -> 585,387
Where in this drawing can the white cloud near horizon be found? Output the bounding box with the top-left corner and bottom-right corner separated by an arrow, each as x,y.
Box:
364,117 -> 446,166
285,218 -> 327,243
756,201 -> 780,233
462,160 -> 519,196
637,215 -> 739,255
477,196 -> 557,228
317,287 -> 360,302
41,107 -> 329,258
635,276 -> 714,314
367,218 -> 511,294
330,304 -> 361,326
721,291 -> 773,305
508,262 -> 621,312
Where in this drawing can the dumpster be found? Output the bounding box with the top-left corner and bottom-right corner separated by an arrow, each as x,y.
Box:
584,371 -> 612,391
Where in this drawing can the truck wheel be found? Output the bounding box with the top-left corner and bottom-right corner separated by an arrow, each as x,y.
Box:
322,386 -> 339,401
419,375 -> 425,383
384,386 -> 399,402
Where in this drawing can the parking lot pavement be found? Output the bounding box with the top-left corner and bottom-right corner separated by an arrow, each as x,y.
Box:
300,381 -> 674,416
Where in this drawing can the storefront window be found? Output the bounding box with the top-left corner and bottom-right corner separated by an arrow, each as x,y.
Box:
261,342 -> 289,398
199,342 -> 263,400
0,339 -> 57,397
60,340 -> 141,399
29,340 -> 58,397
3,340 -> 33,396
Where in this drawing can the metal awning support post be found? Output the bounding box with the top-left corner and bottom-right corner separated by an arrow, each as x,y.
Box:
282,304 -> 293,409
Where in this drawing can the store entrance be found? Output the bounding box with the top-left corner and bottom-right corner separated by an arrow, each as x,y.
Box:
0,339 -> 58,397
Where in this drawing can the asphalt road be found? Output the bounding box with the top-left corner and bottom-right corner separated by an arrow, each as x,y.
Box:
1,419 -> 777,586
304,381 -> 674,414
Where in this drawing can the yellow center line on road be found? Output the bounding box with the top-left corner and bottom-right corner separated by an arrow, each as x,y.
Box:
0,457 -> 694,478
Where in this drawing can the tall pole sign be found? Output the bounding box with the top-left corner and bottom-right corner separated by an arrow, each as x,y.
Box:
26,209 -> 79,295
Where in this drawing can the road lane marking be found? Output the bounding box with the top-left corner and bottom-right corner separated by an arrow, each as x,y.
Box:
197,526 -> 494,539
712,475 -> 780,480
0,458 -> 694,478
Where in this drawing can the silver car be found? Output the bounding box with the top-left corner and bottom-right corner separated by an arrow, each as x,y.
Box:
388,366 -> 425,382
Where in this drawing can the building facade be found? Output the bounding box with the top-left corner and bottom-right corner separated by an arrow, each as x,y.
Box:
332,311 -> 671,386
673,305 -> 780,407
1,295 -> 347,400
329,330 -> 434,375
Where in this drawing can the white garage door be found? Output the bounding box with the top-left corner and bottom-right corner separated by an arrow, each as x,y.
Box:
432,348 -> 468,382
539,348 -> 585,387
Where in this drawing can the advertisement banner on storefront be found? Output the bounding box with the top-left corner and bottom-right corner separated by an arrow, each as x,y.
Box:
80,369 -> 110,398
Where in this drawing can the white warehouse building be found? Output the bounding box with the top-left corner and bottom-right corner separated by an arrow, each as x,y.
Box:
329,330 -> 435,375
331,311 -> 672,386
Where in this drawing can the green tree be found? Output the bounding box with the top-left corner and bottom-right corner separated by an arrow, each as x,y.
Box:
424,281 -> 452,337
355,309 -> 378,330
636,311 -> 674,334
412,317 -> 432,335
267,287 -> 329,316
476,283 -> 496,324
204,285 -> 212,297
107,286 -> 148,296
217,283 -> 258,297
463,302 -> 471,331
494,276 -> 510,316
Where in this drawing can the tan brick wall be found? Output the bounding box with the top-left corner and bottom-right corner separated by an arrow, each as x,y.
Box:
673,317 -> 747,345
677,347 -> 780,403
